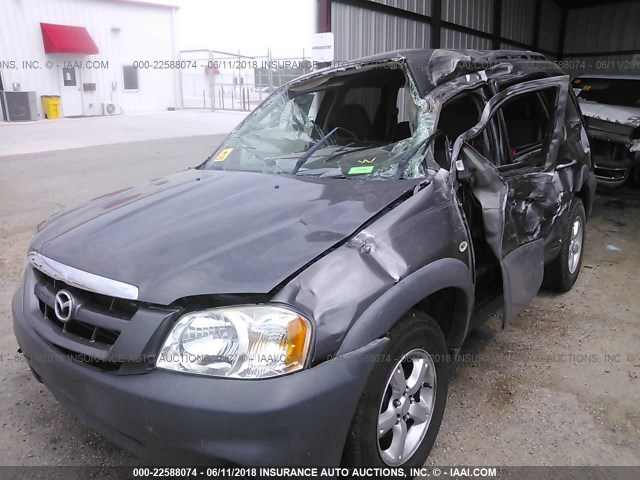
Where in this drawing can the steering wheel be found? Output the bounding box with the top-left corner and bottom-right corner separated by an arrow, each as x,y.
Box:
333,126 -> 359,142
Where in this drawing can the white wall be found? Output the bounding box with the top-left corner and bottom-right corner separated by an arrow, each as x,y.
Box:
0,0 -> 178,119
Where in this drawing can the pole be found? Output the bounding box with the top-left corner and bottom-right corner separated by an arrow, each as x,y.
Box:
209,50 -> 215,111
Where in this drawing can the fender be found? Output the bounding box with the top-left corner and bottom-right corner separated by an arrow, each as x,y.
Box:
580,168 -> 597,220
337,257 -> 474,356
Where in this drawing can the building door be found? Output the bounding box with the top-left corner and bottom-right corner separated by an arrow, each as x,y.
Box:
60,66 -> 83,116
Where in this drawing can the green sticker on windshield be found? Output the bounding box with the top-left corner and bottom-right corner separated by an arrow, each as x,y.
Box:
348,166 -> 375,175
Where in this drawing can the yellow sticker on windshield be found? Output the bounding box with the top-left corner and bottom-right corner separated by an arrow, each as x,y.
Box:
214,148 -> 233,162
582,85 -> 591,91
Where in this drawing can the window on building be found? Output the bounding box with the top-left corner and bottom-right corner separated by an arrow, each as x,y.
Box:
123,65 -> 139,90
62,67 -> 77,87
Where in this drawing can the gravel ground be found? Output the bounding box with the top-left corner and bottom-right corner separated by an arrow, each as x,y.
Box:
0,138 -> 638,468
429,187 -> 640,466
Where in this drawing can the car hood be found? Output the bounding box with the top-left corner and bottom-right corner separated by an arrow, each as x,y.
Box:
578,100 -> 640,127
33,169 -> 417,305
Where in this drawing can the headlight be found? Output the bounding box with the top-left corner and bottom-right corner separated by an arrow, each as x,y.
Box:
156,305 -> 312,379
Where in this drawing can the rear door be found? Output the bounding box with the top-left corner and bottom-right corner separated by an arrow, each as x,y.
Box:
451,75 -> 570,325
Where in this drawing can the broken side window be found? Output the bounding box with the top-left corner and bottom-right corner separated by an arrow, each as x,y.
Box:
393,85 -> 416,141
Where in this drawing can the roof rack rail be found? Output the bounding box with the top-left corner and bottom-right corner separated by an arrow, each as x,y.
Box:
479,50 -> 547,62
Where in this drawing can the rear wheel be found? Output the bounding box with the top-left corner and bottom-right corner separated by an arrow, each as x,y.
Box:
543,198 -> 586,292
342,311 -> 449,467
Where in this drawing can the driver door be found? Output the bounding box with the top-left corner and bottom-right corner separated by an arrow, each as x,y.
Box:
450,75 -> 570,326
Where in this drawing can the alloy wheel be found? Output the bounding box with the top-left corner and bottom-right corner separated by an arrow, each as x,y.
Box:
568,217 -> 583,274
377,348 -> 437,466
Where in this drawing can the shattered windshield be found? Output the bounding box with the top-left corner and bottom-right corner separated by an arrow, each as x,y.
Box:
201,63 -> 435,179
574,77 -> 640,107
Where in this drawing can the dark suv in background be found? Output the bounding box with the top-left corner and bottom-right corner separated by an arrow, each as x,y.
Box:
13,49 -> 595,470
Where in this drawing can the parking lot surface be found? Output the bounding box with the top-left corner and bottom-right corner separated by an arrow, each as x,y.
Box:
0,110 -> 247,157
0,136 -> 638,467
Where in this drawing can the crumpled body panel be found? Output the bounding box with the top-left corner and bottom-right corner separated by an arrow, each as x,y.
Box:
273,171 -> 471,362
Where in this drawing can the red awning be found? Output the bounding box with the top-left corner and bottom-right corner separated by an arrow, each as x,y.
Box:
40,23 -> 99,55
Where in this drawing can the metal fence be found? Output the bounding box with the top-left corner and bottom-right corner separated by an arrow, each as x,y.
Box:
178,49 -> 313,112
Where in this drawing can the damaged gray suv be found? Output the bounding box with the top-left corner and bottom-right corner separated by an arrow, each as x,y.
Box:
13,49 -> 596,468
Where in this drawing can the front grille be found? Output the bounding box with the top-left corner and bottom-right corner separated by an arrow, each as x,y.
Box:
59,345 -> 123,372
31,268 -> 140,369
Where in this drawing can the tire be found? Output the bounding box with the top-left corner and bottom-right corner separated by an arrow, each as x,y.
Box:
341,310 -> 449,468
632,157 -> 640,188
543,198 -> 586,292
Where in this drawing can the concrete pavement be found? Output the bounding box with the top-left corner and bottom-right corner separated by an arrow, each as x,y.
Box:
0,135 -> 223,467
0,109 -> 247,157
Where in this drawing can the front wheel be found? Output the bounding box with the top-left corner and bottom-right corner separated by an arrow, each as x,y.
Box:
342,311 -> 449,468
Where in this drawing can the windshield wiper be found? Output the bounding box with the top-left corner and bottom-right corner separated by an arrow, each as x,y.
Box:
394,130 -> 442,180
323,142 -> 355,162
290,127 -> 341,175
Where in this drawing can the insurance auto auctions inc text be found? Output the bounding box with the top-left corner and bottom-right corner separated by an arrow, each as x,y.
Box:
235,466 -> 498,477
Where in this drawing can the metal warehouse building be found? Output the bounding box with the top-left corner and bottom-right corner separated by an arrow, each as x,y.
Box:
320,0 -> 640,73
0,0 -> 179,121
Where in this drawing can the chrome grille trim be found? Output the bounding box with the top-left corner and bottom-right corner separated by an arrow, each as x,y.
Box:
28,251 -> 139,301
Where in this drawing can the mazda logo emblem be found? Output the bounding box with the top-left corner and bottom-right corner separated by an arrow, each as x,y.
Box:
54,290 -> 74,322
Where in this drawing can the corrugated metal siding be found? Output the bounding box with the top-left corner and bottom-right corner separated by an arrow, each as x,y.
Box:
0,0 -> 177,119
561,55 -> 640,77
331,0 -> 551,64
500,42 -> 523,50
564,1 -> 640,55
443,30 -> 492,50
332,2 -> 430,62
538,0 -> 562,54
501,0 -> 535,45
370,0 -> 431,16
443,0 -> 493,34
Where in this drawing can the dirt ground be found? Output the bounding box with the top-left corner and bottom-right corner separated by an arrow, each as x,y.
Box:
0,137 -> 638,467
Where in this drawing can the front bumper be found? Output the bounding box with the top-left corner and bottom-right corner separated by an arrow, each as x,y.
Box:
589,137 -> 639,187
594,163 -> 631,187
12,285 -> 386,466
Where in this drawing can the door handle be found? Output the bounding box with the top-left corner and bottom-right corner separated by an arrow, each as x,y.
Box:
556,160 -> 577,170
